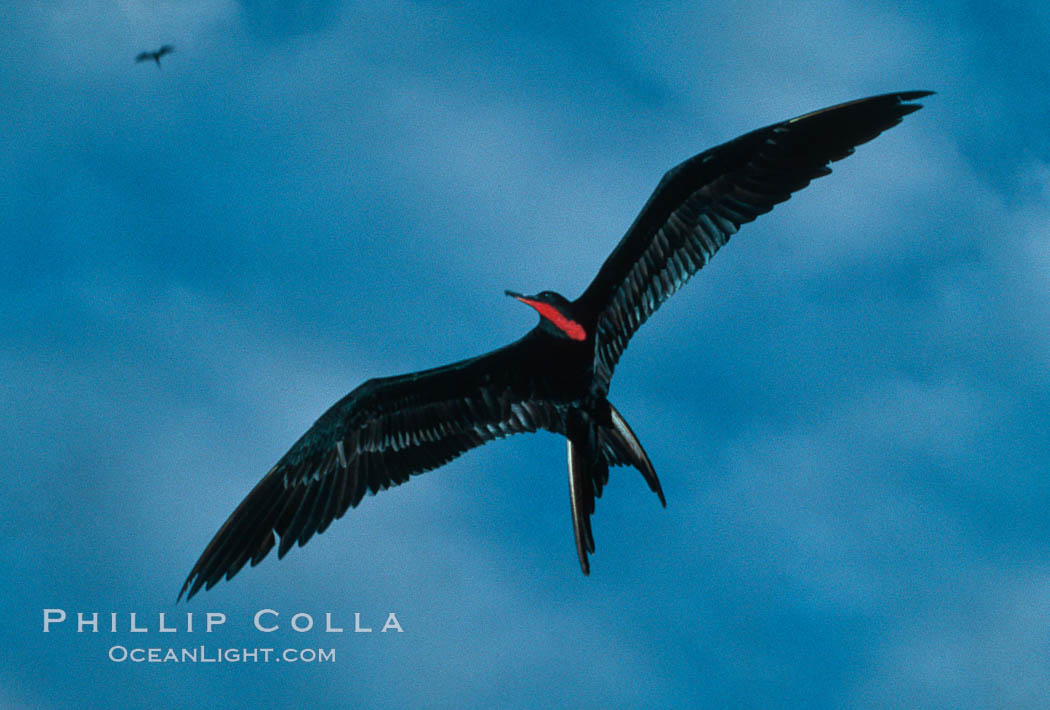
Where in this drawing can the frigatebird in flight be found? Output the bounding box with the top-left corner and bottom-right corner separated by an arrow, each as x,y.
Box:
179,90 -> 931,600
136,45 -> 174,67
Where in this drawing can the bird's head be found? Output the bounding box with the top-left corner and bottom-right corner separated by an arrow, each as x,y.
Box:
505,290 -> 587,341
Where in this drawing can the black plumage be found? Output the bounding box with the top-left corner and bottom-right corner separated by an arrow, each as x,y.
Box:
180,90 -> 931,600
136,45 -> 174,67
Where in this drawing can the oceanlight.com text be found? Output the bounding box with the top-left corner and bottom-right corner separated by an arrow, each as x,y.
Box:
107,645 -> 336,663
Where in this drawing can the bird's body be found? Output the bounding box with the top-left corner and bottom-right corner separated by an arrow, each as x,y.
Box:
136,45 -> 174,67
180,90 -> 931,600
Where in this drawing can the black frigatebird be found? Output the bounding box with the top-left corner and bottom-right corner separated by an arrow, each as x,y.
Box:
179,90 -> 931,600
136,45 -> 174,67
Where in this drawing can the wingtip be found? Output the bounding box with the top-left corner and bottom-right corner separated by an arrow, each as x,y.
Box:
652,481 -> 667,507
176,575 -> 196,603
652,476 -> 667,507
893,91 -> 934,117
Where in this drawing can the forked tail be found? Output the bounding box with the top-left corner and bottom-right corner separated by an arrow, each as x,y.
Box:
565,402 -> 665,574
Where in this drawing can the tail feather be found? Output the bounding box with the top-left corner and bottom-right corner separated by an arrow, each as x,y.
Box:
604,402 -> 665,506
564,401 -> 664,575
566,437 -> 596,574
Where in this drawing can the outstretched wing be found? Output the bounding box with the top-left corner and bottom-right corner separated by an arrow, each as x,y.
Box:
135,52 -> 151,63
578,91 -> 932,388
158,45 -> 175,57
179,335 -> 561,600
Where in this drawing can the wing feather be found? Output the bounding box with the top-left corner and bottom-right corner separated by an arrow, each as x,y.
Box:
179,336 -> 561,600
578,91 -> 932,387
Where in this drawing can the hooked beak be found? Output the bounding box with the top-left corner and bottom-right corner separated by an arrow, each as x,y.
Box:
505,290 -> 540,311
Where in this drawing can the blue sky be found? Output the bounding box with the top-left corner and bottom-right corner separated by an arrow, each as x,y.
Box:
4,1 -> 1050,707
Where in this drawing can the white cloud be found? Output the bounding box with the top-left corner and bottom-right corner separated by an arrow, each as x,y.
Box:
853,566 -> 1050,707
705,375 -> 987,613
1000,161 -> 1050,370
613,0 -> 933,121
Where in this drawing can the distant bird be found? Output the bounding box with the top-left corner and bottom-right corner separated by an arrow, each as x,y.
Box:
179,91 -> 932,600
136,45 -> 174,67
